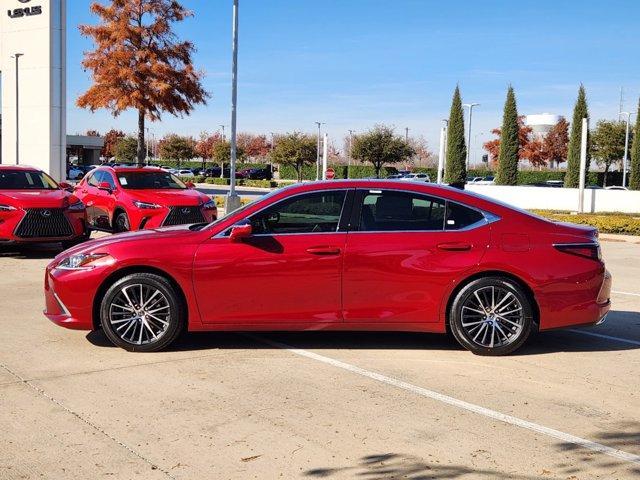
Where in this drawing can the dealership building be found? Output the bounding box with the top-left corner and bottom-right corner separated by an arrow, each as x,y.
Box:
0,0 -> 76,180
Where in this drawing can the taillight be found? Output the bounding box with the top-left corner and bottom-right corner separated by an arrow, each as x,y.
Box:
554,243 -> 601,261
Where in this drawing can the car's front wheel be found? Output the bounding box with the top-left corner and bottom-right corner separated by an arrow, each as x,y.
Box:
450,277 -> 534,356
114,212 -> 131,233
99,273 -> 184,352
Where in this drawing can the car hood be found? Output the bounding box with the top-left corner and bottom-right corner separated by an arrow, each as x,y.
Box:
124,189 -> 208,207
57,224 -> 202,259
0,189 -> 70,208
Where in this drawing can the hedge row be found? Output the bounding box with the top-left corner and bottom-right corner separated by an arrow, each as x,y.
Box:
278,164 -> 625,187
202,178 -> 275,188
532,210 -> 640,235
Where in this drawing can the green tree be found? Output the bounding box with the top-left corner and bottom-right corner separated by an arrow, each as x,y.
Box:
564,85 -> 590,187
591,120 -> 627,187
444,86 -> 467,184
495,86 -> 520,185
212,141 -> 246,166
351,125 -> 415,178
158,134 -> 196,165
629,99 -> 640,190
269,132 -> 317,182
114,136 -> 138,162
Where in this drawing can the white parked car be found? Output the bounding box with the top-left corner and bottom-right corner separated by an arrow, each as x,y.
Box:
474,176 -> 495,185
467,177 -> 484,184
400,173 -> 430,182
605,186 -> 628,191
67,166 -> 84,180
176,169 -> 195,178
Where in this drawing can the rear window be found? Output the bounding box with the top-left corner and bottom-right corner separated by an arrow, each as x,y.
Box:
446,203 -> 485,230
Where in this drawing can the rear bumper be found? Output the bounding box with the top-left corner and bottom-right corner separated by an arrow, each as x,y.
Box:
539,269 -> 612,330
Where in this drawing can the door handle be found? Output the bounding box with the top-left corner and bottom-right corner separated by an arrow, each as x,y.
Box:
306,246 -> 341,255
437,242 -> 471,251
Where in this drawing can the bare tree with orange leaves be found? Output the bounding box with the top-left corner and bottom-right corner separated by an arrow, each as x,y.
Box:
77,0 -> 209,165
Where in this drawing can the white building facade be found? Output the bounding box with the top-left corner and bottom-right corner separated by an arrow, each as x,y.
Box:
1,0 -> 66,180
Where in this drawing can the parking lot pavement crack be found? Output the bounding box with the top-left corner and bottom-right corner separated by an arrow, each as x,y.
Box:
0,361 -> 178,480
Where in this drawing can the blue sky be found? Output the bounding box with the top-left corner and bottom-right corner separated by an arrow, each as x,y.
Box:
67,0 -> 640,159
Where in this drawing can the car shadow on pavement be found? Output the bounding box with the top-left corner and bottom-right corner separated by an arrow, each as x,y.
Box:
0,243 -> 63,259
86,310 -> 640,355
303,453 -> 546,479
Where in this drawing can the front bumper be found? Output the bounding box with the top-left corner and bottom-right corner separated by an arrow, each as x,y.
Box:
43,264 -> 97,330
0,208 -> 86,244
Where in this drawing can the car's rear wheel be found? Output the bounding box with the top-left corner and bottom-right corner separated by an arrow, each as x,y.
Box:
100,273 -> 184,352
450,277 -> 534,356
114,212 -> 130,232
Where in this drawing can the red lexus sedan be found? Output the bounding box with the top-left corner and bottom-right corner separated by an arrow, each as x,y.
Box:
44,180 -> 611,355
74,166 -> 217,232
0,165 -> 88,248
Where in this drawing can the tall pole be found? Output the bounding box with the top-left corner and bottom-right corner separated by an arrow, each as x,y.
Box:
578,118 -> 588,213
405,127 -> 409,142
322,133 -> 329,180
226,0 -> 241,212
463,103 -> 479,169
348,129 -> 354,174
13,53 -> 24,165
620,111 -> 633,187
437,123 -> 447,185
315,122 -> 323,181
220,125 -> 226,141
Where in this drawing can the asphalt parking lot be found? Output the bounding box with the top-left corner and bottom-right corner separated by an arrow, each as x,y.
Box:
1,240 -> 639,480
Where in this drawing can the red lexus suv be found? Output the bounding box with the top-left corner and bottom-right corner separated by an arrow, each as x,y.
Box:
74,166 -> 217,232
44,180 -> 611,356
0,165 -> 88,248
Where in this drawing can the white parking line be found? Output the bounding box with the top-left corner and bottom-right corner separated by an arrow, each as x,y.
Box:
566,329 -> 640,347
252,335 -> 640,467
612,290 -> 640,297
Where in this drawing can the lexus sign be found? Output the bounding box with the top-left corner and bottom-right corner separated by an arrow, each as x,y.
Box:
7,0 -> 43,19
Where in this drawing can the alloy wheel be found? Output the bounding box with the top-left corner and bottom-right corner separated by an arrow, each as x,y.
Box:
108,283 -> 171,346
460,285 -> 525,349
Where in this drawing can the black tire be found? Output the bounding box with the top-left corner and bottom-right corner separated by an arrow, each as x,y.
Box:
114,212 -> 131,233
449,276 -> 534,356
61,231 -> 91,250
99,273 -> 184,352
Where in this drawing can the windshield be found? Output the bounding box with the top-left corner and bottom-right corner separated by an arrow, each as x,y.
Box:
0,169 -> 59,190
117,171 -> 187,190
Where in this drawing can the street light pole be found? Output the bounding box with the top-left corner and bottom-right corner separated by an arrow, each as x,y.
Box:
12,53 -> 24,165
463,103 -> 480,169
226,0 -> 241,213
220,125 -> 226,141
405,127 -> 409,143
619,111 -> 634,187
315,122 -> 323,181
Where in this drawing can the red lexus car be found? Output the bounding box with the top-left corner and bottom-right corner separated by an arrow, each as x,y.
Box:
44,180 -> 611,355
74,166 -> 217,232
0,165 -> 88,248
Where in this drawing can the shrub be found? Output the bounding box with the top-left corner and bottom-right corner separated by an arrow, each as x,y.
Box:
205,177 -> 229,185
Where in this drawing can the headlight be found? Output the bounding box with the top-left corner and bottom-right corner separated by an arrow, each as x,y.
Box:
202,199 -> 217,210
133,200 -> 161,209
55,253 -> 113,270
0,204 -> 17,212
67,200 -> 86,211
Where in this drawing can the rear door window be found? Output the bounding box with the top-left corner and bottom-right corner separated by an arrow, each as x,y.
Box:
358,190 -> 446,231
445,202 -> 485,230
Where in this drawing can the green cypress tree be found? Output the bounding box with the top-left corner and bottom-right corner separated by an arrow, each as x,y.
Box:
564,85 -> 590,187
629,98 -> 640,190
495,86 -> 519,185
444,86 -> 467,184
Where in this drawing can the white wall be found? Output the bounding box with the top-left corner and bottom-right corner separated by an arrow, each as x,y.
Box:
1,0 -> 66,180
466,185 -> 640,214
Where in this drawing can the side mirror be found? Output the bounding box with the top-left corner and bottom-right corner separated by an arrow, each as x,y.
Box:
98,182 -> 113,192
59,181 -> 73,191
186,181 -> 195,189
229,223 -> 252,242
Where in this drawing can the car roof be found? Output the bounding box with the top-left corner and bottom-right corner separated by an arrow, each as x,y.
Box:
97,166 -> 166,173
0,164 -> 42,172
